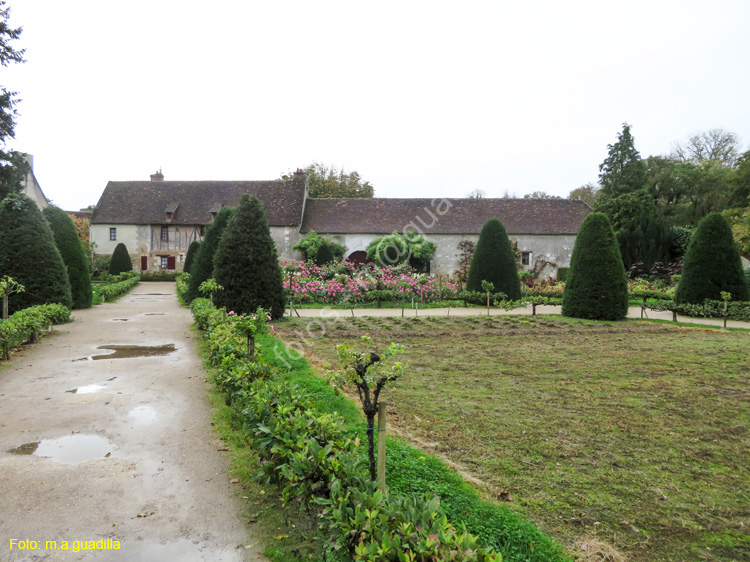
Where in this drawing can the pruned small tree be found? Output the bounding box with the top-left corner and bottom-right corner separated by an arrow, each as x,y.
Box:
43,206 -> 92,309
109,243 -> 133,275
562,212 -> 629,320
183,240 -> 201,274
675,212 -> 749,304
214,194 -> 286,319
314,243 -> 335,266
366,230 -> 436,271
293,230 -> 345,261
0,194 -> 72,313
325,336 -> 405,481
466,218 -> 521,299
186,206 -> 235,303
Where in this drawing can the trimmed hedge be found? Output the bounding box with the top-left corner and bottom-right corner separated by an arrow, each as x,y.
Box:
96,275 -> 140,302
675,213 -> 749,304
43,206 -> 92,309
467,218 -> 521,299
563,213 -> 628,320
1,303 -> 71,359
0,194 -> 73,314
187,206 -> 235,303
109,243 -> 133,275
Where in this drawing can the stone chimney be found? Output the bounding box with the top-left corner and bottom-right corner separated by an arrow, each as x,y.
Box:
150,169 -> 164,182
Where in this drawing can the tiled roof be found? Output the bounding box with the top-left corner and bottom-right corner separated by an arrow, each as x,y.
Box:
91,179 -> 306,226
301,198 -> 591,235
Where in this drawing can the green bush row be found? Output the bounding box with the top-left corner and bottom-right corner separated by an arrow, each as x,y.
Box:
97,275 -> 140,302
175,273 -> 190,303
192,300 -> 502,562
0,303 -> 71,358
646,298 -> 750,321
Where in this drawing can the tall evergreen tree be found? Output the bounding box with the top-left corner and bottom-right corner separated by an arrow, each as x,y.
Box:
43,206 -> 92,309
214,194 -> 285,319
0,194 -> 72,313
675,213 -> 749,304
183,240 -> 201,274
466,218 -> 521,299
186,206 -> 235,303
109,243 -> 133,275
562,213 -> 628,320
0,3 -> 26,202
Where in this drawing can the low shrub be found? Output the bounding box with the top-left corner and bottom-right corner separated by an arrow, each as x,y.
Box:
140,271 -> 180,282
175,273 -> 190,302
191,298 -> 506,562
1,303 -> 71,359
97,275 -> 140,302
647,299 -> 750,321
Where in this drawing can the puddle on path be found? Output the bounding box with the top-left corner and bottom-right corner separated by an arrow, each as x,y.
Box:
6,434 -> 115,464
66,384 -> 105,394
144,313 -> 166,316
128,405 -> 157,424
75,344 -> 176,361
111,318 -> 129,322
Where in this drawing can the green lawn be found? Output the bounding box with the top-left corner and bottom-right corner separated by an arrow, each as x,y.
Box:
272,315 -> 750,562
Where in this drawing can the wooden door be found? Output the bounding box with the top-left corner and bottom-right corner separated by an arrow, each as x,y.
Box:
141,256 -> 148,271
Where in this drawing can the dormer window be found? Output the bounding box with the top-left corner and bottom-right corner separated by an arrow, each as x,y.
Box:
164,203 -> 179,223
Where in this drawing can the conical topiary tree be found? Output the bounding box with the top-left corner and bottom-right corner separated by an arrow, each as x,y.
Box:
183,240 -> 201,274
675,212 -> 749,304
214,194 -> 286,319
186,207 -> 235,303
466,218 -> 521,300
314,243 -> 335,266
0,194 -> 72,313
43,206 -> 92,309
109,243 -> 133,275
562,212 -> 628,320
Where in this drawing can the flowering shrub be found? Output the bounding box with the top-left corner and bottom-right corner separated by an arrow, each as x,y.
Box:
283,261 -> 462,305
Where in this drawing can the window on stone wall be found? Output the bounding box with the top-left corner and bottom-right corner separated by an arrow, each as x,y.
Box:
522,252 -> 531,266
161,256 -> 168,269
161,226 -> 169,242
109,228 -> 116,241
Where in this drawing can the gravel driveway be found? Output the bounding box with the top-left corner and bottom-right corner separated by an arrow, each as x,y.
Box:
0,283 -> 263,561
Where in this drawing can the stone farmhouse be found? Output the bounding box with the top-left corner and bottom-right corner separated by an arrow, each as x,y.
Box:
90,170 -> 591,278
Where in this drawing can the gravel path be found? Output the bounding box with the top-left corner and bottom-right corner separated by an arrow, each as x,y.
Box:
289,303 -> 750,329
0,283 -> 264,562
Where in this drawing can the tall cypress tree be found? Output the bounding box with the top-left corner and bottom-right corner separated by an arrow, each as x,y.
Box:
43,206 -> 92,309
186,206 -> 235,303
562,213 -> 628,320
214,194 -> 286,319
183,240 -> 201,274
109,243 -> 133,275
466,218 -> 521,299
675,213 -> 749,304
0,194 -> 72,313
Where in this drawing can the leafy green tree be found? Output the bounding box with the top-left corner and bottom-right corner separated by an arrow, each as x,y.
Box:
186,207 -> 235,303
43,206 -> 92,309
214,194 -> 285,319
366,231 -> 436,271
109,243 -> 133,275
0,194 -> 72,313
183,240 -> 201,273
0,3 -> 26,201
466,218 -> 521,299
293,230 -> 345,261
562,213 -> 628,320
314,243 -> 335,266
675,213 -> 749,304
523,191 -> 560,199
287,162 -> 374,198
727,150 -> 750,209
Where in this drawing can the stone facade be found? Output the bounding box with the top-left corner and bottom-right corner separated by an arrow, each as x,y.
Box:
91,171 -> 590,278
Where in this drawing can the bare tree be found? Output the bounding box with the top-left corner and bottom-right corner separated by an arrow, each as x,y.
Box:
672,129 -> 743,166
465,188 -> 485,198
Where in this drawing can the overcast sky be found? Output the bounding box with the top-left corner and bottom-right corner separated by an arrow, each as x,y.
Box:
5,0 -> 750,211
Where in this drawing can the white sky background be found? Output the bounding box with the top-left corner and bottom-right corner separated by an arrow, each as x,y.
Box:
4,0 -> 750,211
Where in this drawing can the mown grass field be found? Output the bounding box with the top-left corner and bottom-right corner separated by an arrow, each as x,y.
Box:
273,315 -> 750,562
